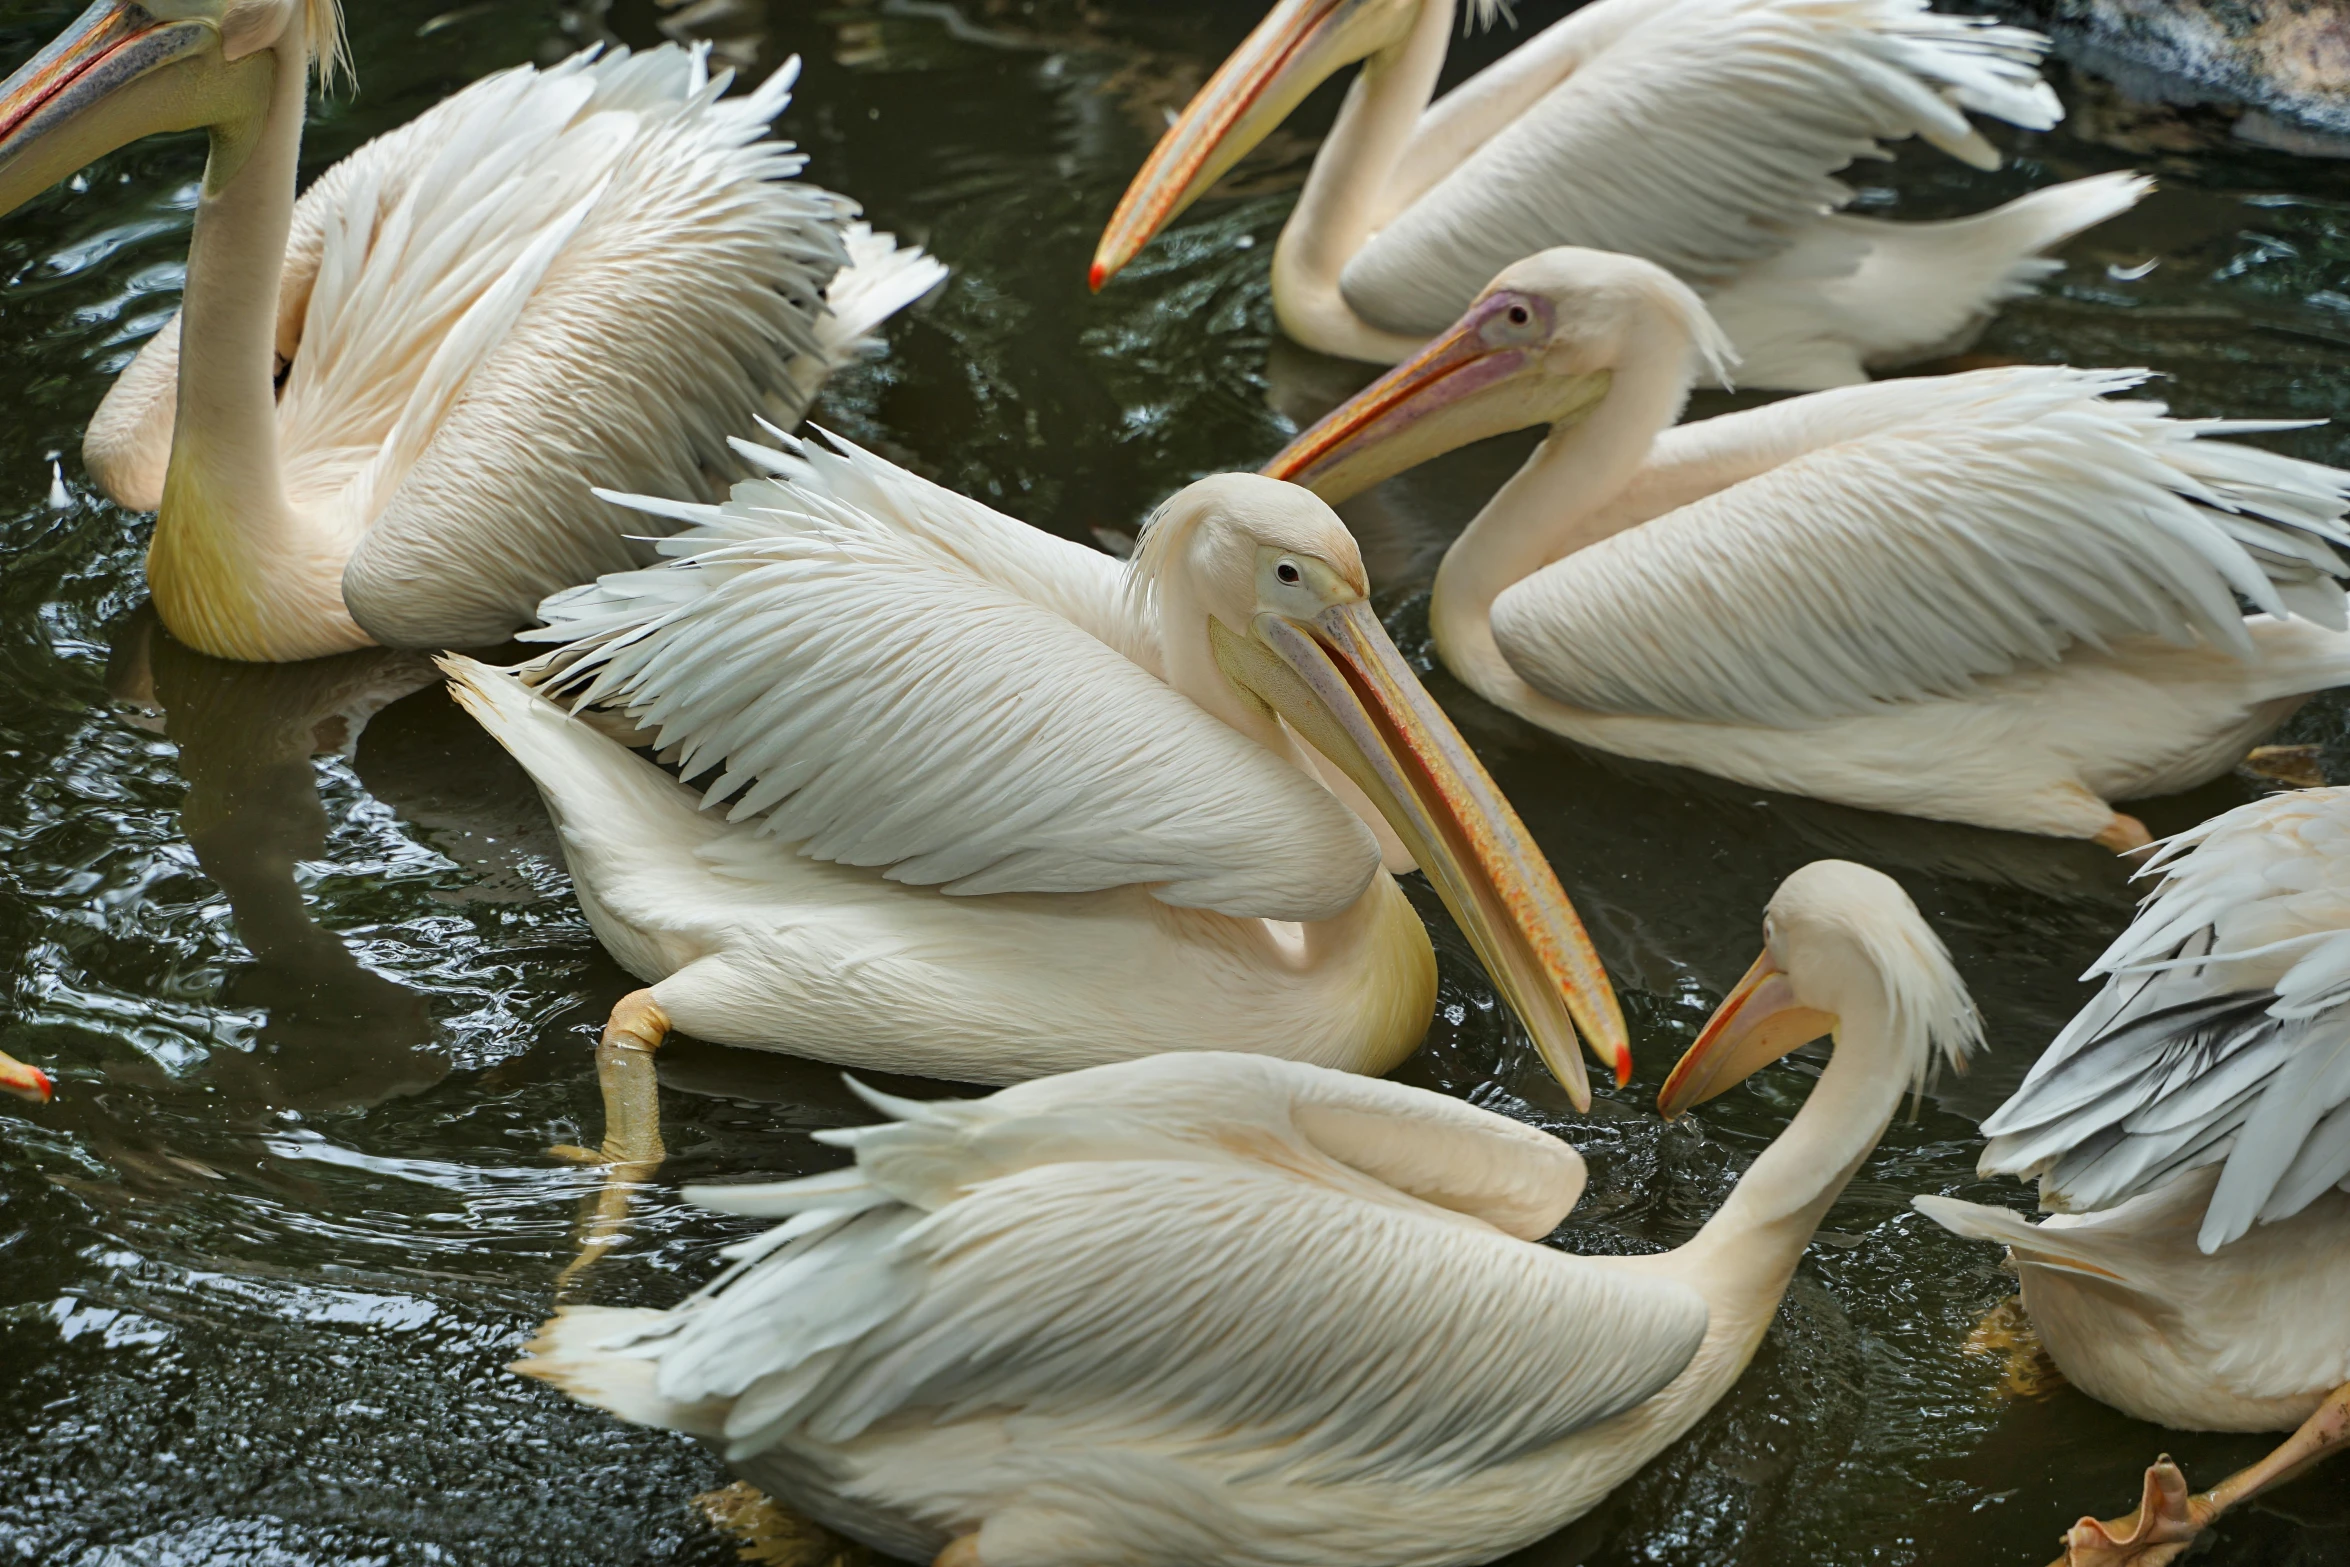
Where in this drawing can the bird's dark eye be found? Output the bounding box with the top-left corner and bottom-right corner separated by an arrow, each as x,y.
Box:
1276,560 -> 1302,585
1507,304 -> 1530,326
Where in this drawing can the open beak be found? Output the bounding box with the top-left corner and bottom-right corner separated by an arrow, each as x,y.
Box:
1657,949 -> 1835,1119
0,2 -> 221,219
1092,0 -> 1390,290
0,1050 -> 54,1104
1219,598 -> 1630,1106
1264,295 -> 1609,503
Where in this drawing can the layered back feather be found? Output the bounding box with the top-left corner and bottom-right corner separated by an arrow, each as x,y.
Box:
1341,0 -> 2060,336
1496,367 -> 2350,728
1979,787 -> 2350,1252
557,1054 -> 1707,1490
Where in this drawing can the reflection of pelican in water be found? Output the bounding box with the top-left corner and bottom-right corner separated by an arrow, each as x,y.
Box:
106,610 -> 445,1110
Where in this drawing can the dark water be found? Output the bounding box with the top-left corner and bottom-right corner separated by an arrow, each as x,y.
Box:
0,1 -> 2345,1563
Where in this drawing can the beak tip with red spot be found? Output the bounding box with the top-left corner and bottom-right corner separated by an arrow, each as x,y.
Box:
1087,260 -> 1108,293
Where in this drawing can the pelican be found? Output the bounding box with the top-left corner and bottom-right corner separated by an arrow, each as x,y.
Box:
515,858 -> 1975,1567
442,439 -> 1629,1206
0,1050 -> 52,1103
1090,0 -> 2147,389
1263,247 -> 2350,849
0,1 -> 944,663
1918,786 -> 2350,1567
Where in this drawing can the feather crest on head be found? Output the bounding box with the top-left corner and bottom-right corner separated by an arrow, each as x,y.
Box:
304,0 -> 353,91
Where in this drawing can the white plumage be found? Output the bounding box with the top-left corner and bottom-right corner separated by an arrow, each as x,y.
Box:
446,442 -> 1627,1256
1268,248 -> 2350,846
1916,790 -> 2350,1562
1093,0 -> 2143,387
522,860 -> 1972,1567
0,0 -> 941,662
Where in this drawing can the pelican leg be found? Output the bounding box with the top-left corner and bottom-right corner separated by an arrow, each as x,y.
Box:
1963,1295 -> 2065,1401
551,990 -> 671,1289
2091,813 -> 2152,855
2054,1381 -> 2350,1567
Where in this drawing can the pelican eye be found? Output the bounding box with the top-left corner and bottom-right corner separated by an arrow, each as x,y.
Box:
1506,305 -> 1530,325
1276,560 -> 1302,585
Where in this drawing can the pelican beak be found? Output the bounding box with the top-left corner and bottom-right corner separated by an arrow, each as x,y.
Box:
0,1050 -> 55,1104
0,2 -> 227,220
1658,949 -> 1835,1119
1265,292 -> 1608,503
1221,599 -> 1631,1106
1091,0 -> 1407,290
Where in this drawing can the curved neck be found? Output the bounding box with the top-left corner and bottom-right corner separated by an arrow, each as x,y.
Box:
1271,0 -> 1454,360
1429,346 -> 1690,714
1679,994 -> 1913,1344
151,38 -> 365,662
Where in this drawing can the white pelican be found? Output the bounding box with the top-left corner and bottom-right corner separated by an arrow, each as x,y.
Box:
1917,786 -> 2350,1567
514,858 -> 1976,1567
1090,0 -> 2148,389
0,1050 -> 52,1103
0,1 -> 944,663
1263,247 -> 2350,850
442,440 -> 1629,1197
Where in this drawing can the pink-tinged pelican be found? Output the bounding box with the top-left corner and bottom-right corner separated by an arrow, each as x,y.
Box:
1092,0 -> 2146,389
1264,248 -> 2350,849
0,1 -> 944,663
0,1049 -> 53,1103
516,859 -> 1974,1567
442,438 -> 1628,1222
1918,787 -> 2350,1567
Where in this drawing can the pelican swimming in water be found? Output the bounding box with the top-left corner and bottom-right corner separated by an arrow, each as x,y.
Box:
443,440 -> 1627,1208
1264,247 -> 2350,849
0,0 -> 943,662
1091,0 -> 2146,388
516,858 -> 1974,1567
0,1050 -> 52,1103
1919,787 -> 2350,1566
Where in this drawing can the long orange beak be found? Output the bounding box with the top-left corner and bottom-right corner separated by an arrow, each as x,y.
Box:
0,1049 -> 55,1104
0,1 -> 221,220
1092,0 -> 1391,291
1220,597 -> 1631,1104
1658,949 -> 1835,1119
1264,289 -> 1607,502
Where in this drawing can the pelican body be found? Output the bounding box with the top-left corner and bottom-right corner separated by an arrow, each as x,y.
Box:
1094,0 -> 2144,388
1266,248 -> 2350,848
519,860 -> 1976,1567
448,441 -> 1629,1243
1919,787 -> 2350,1565
0,0 -> 943,663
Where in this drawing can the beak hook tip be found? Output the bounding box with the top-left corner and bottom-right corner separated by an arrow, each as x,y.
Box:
1087,261 -> 1108,293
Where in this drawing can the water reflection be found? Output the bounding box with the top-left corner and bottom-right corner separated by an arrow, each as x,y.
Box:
104,610 -> 445,1112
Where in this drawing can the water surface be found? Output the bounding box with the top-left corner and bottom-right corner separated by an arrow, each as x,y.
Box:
0,1 -> 2346,1563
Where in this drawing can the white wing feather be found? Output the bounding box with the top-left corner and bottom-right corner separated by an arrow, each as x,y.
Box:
291,46 -> 935,648
1979,788 -> 2350,1252
1342,0 -> 2061,336
519,437 -> 1382,920
601,1055 -> 1705,1479
1493,367 -> 2350,728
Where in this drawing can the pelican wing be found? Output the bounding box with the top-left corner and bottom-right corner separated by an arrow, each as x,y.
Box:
1490,367 -> 2350,728
1342,0 -> 2060,336
1979,787 -> 2350,1252
608,1055 -> 1706,1477
519,438 -> 1383,921
277,45 -> 933,650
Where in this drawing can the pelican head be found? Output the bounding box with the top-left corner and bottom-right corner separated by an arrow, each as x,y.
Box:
1092,0 -> 1456,289
0,0 -> 345,218
0,1048 -> 55,1104
1143,473 -> 1631,1104
1658,861 -> 1978,1118
1263,248 -> 1734,503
